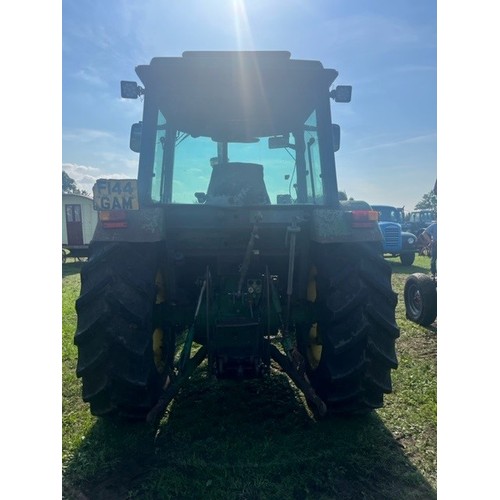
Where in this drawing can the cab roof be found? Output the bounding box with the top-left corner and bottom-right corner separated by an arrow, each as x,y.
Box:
135,51 -> 338,140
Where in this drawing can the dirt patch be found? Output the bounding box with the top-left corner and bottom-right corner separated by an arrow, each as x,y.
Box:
399,327 -> 437,361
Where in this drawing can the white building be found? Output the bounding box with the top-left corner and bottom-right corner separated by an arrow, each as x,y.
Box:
62,193 -> 98,248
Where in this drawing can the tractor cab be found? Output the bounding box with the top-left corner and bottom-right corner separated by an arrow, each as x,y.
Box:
121,51 -> 350,207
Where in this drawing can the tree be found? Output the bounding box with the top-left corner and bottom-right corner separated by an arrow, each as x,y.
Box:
63,171 -> 89,196
414,189 -> 437,213
63,171 -> 77,193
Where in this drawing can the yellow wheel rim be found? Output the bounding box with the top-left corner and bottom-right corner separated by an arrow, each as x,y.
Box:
152,270 -> 166,373
306,266 -> 322,370
153,327 -> 165,373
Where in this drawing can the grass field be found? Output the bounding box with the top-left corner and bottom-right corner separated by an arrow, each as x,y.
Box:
62,255 -> 437,499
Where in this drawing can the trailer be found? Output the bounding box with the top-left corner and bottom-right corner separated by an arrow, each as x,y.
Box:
62,193 -> 98,262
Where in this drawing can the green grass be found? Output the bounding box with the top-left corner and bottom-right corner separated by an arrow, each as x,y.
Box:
62,255 -> 436,500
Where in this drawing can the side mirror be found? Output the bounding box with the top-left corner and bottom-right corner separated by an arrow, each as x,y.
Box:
121,80 -> 144,99
332,124 -> 341,152
269,134 -> 292,149
130,122 -> 142,153
330,85 -> 352,103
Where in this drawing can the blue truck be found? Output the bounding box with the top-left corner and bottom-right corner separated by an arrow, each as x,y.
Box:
371,205 -> 417,266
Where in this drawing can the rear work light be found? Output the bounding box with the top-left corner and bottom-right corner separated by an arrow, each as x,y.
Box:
349,210 -> 379,228
98,210 -> 128,229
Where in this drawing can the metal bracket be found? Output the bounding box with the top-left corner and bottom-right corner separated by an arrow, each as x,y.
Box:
147,346 -> 208,426
269,344 -> 326,417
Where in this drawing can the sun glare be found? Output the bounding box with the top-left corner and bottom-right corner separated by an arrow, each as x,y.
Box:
231,0 -> 254,50
229,1 -> 271,131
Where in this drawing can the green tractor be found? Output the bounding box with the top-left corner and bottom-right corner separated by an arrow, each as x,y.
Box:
74,52 -> 399,423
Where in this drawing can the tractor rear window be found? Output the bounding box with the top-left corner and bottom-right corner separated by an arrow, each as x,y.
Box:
171,134 -> 297,205
149,109 -> 326,206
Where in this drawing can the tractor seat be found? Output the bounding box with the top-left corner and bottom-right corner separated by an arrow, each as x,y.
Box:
205,162 -> 271,206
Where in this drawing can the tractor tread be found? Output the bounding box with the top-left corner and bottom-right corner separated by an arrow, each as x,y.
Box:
74,242 -> 173,421
298,242 -> 399,415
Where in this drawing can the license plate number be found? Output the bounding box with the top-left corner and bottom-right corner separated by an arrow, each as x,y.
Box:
93,179 -> 139,210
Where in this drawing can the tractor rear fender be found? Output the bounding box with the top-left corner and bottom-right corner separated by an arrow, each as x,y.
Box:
90,203 -> 382,244
310,203 -> 382,244
91,207 -> 165,243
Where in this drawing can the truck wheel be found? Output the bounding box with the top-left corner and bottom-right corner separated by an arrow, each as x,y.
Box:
297,242 -> 399,414
74,242 -> 174,420
400,252 -> 415,266
404,273 -> 437,326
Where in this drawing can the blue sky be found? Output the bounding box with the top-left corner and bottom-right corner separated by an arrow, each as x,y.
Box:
62,0 -> 437,211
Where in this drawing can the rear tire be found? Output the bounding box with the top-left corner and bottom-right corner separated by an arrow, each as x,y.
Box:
74,242 -> 173,420
404,273 -> 437,326
297,242 -> 399,414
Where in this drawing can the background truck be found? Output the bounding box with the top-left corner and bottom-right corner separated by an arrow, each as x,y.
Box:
404,209 -> 436,236
74,51 -> 400,423
370,204 -> 417,266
